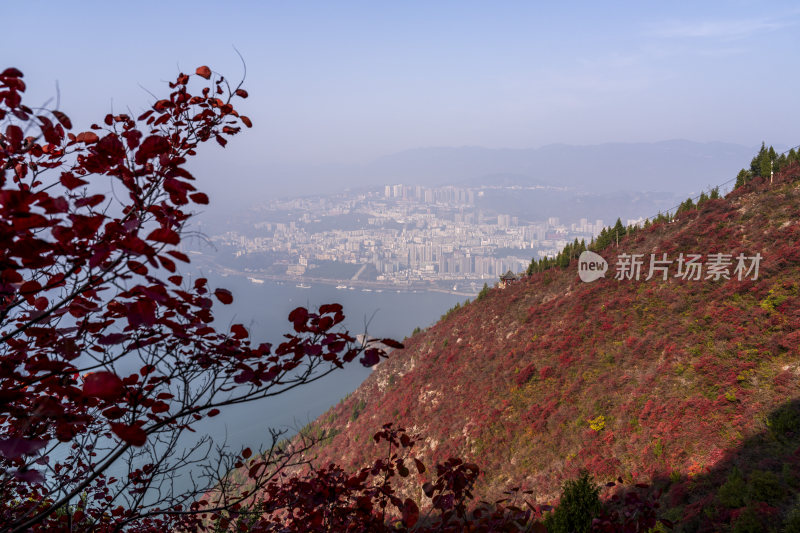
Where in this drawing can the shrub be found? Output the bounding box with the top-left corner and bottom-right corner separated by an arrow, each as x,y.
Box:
544,470 -> 601,533
733,506 -> 768,533
768,403 -> 800,443
351,398 -> 367,421
746,470 -> 784,505
784,496 -> 800,533
514,363 -> 537,386
589,415 -> 606,432
718,467 -> 747,508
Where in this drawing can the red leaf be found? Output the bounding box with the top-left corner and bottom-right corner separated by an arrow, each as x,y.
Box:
248,461 -> 264,479
127,261 -> 148,275
128,299 -> 157,328
98,333 -> 127,345
110,423 -> 147,447
241,447 -> 252,459
230,324 -> 248,339
207,408 -> 220,417
189,192 -> 209,204
235,89 -> 248,98
214,288 -> 233,304
158,255 -> 176,272
33,297 -> 48,311
359,348 -> 381,367
135,135 -> 170,164
240,116 -> 252,128
147,227 -> 180,245
14,469 -> 45,484
0,438 -> 48,459
288,307 -> 309,332
153,99 -> 172,112
83,371 -> 124,400
1,67 -> 23,77
150,401 -> 169,414
76,131 -> 99,144
122,130 -> 142,149
5,125 -> 23,149
74,194 -> 105,209
402,498 -> 419,528
102,406 -> 126,420
52,110 -> 72,129
166,250 -> 190,263
380,338 -> 404,349
319,303 -> 343,315
196,66 -> 212,79
60,172 -> 88,190
318,316 -> 334,331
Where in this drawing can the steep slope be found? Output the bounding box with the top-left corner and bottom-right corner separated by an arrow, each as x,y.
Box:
299,165 -> 800,528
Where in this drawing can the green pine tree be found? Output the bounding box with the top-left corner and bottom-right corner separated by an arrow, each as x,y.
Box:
544,470 -> 601,533
736,168 -> 751,188
612,218 -> 625,246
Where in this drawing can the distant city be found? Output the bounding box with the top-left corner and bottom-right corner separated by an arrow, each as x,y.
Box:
196,183 -> 647,291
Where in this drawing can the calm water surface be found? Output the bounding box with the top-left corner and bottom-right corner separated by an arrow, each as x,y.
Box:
193,273 -> 468,451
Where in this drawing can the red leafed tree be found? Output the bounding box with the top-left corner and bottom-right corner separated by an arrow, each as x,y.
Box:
0,66 -> 398,531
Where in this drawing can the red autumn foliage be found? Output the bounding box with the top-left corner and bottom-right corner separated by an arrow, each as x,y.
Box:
300,163 -> 800,530
82,371 -> 124,400
0,66 -> 403,531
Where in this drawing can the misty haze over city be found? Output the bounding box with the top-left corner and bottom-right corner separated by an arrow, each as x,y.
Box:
3,2 -> 797,208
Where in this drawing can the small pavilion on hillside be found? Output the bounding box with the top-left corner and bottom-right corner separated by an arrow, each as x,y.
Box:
499,270 -> 518,289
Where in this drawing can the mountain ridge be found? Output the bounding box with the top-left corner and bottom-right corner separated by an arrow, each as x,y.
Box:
296,162 -> 800,530
366,140 -> 757,194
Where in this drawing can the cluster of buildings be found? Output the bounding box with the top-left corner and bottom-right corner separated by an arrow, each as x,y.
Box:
210,185 -> 607,285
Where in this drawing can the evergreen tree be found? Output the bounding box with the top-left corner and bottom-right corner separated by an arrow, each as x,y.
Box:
678,197 -> 695,214
750,142 -> 768,176
477,282 -> 490,300
612,218 -> 626,246
736,168 -> 752,188
776,152 -> 788,173
545,470 -> 601,533
595,227 -> 610,250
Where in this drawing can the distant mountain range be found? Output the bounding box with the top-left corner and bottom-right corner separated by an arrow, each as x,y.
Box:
364,140 -> 756,194
209,140 -> 761,213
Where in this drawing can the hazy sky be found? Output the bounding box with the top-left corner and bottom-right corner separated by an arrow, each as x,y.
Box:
2,1 -> 798,200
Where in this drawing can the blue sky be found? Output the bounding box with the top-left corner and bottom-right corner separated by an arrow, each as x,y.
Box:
2,1 -> 798,198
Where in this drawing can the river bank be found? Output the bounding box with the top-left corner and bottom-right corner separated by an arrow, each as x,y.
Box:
200,258 -> 483,297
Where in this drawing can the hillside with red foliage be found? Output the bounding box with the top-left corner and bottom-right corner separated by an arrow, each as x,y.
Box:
297,164 -> 800,529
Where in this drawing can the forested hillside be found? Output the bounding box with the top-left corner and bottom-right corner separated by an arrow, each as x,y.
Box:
296,161 -> 800,531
